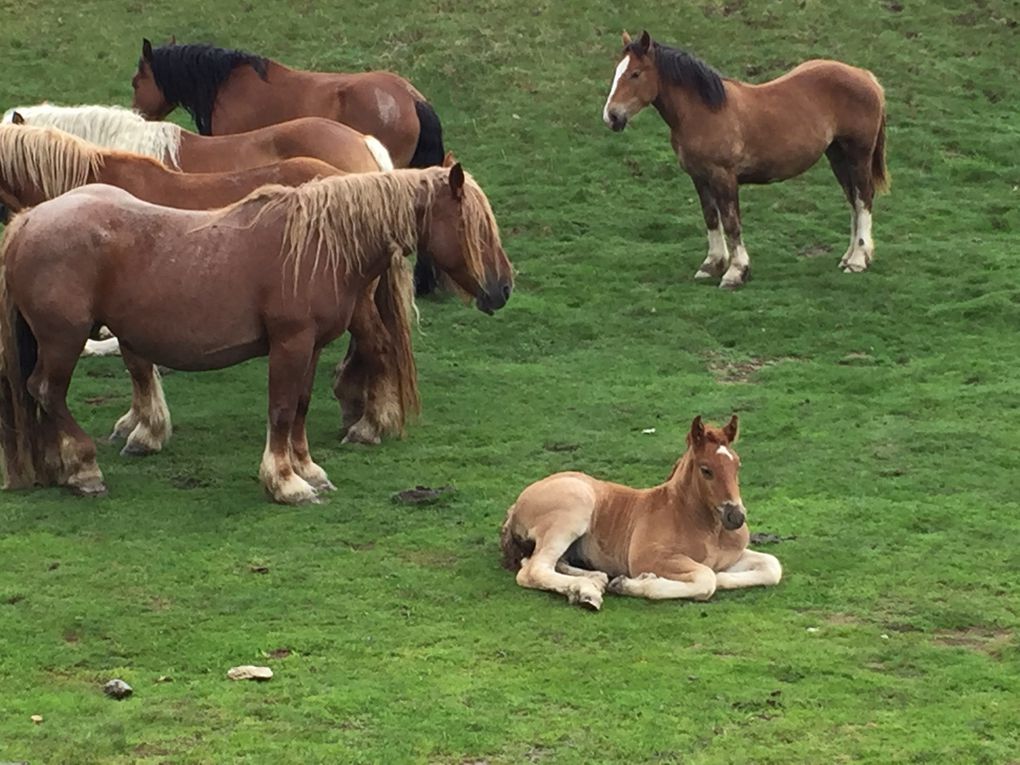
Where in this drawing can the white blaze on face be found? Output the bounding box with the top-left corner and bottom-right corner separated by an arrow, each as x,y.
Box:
716,444 -> 735,461
603,56 -> 631,125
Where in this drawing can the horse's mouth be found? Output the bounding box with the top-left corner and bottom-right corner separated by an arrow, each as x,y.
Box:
721,505 -> 746,530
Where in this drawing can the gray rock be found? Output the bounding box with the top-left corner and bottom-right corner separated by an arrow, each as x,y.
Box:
103,679 -> 133,699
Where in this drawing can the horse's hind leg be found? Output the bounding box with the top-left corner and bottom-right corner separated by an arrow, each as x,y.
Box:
517,529 -> 607,611
555,560 -> 610,588
834,141 -> 877,273
113,347 -> 171,456
260,329 -> 319,504
825,143 -> 859,266
28,334 -> 105,495
290,348 -> 335,493
692,177 -> 729,281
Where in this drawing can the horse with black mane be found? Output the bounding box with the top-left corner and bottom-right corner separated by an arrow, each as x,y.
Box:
603,31 -> 889,288
130,38 -> 447,295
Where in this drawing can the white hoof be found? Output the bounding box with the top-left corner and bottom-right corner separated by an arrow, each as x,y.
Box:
269,473 -> 320,505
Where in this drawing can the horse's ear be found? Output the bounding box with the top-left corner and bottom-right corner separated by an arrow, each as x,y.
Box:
442,151 -> 457,168
621,31 -> 632,47
449,162 -> 465,201
142,38 -> 153,61
687,415 -> 705,447
637,30 -> 652,56
723,414 -> 739,444
10,111 -> 25,125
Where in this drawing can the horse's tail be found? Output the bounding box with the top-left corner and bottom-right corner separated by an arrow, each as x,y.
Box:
500,509 -> 535,572
409,100 -> 446,296
363,135 -> 395,172
0,217 -> 62,489
374,252 -> 420,433
872,111 -> 890,195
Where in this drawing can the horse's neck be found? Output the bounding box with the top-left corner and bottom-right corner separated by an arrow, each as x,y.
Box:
98,154 -> 165,199
656,456 -> 717,532
653,85 -> 718,139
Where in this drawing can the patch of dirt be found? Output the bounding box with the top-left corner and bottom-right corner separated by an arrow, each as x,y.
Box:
749,532 -> 796,545
543,441 -> 579,453
63,630 -> 80,644
824,613 -> 864,626
705,352 -> 793,383
391,485 -> 455,505
3,593 -> 26,605
932,627 -> 1013,657
838,352 -> 878,366
401,549 -> 460,568
882,0 -> 904,11
249,563 -> 270,575
798,243 -> 834,259
83,395 -> 114,406
170,474 -> 212,490
267,647 -> 291,659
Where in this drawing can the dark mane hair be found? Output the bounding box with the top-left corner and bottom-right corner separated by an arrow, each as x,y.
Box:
145,43 -> 269,135
627,40 -> 727,109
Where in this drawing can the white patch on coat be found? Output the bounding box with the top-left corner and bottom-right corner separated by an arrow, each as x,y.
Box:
716,445 -> 734,460
602,56 -> 631,124
375,89 -> 399,126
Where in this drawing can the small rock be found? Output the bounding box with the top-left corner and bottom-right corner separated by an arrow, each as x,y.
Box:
104,679 -> 133,699
156,675 -> 173,683
806,627 -> 820,633
881,634 -> 890,640
641,428 -> 656,434
227,665 -> 273,681
30,714 -> 43,724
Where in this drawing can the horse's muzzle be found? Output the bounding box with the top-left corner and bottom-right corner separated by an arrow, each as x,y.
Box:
476,280 -> 512,315
720,502 -> 746,531
606,112 -> 628,132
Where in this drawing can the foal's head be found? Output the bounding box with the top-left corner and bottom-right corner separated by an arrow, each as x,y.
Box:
683,415 -> 746,530
603,31 -> 661,132
422,161 -> 513,315
132,39 -> 175,120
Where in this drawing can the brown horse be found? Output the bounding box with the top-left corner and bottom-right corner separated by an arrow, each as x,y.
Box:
130,39 -> 448,294
4,103 -> 393,174
0,166 -> 512,503
603,31 -> 889,288
0,121 -> 420,456
500,416 -> 781,610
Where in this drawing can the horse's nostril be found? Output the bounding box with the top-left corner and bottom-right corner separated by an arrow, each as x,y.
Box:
502,283 -> 512,300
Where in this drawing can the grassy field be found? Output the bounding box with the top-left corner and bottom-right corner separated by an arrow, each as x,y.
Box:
2,0 -> 1019,762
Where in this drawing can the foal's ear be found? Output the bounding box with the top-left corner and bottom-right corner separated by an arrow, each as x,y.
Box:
449,162 -> 465,201
142,38 -> 154,61
621,31 -> 632,47
687,415 -> 706,447
723,414 -> 739,444
10,111 -> 25,125
637,30 -> 652,55
442,151 -> 458,168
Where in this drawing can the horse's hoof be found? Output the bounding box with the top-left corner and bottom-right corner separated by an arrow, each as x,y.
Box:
341,426 -> 381,446
120,441 -> 158,457
607,576 -> 627,594
694,269 -> 718,281
70,481 -> 107,497
577,594 -> 602,611
310,478 -> 337,493
719,278 -> 743,290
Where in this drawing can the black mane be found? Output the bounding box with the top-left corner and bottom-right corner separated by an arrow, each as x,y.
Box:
627,41 -> 727,109
145,43 -> 269,135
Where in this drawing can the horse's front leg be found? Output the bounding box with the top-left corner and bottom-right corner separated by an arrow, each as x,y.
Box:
608,555 -> 717,601
715,180 -> 751,290
290,347 -> 335,493
714,549 -> 783,590
692,177 -> 729,281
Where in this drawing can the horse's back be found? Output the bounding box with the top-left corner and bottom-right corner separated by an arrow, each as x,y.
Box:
744,59 -> 883,109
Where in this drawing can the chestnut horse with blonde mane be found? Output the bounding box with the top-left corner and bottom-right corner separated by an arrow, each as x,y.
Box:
501,415 -> 781,610
603,31 -> 889,288
130,39 -> 448,295
0,166 -> 512,503
0,120 -> 423,451
3,104 -> 393,174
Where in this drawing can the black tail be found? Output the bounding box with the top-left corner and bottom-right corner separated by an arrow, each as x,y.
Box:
500,515 -> 535,572
410,100 -> 446,296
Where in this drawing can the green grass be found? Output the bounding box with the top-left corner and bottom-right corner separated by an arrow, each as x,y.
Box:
2,0 -> 1020,762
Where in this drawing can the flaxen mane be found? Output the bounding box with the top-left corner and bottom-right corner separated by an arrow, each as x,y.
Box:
0,125 -> 104,199
628,40 -> 727,108
221,168 -> 496,293
4,104 -> 182,168
146,43 -> 269,135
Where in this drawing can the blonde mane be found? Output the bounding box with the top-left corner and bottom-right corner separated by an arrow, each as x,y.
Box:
219,168 -> 497,292
2,104 -> 182,168
0,124 -> 105,199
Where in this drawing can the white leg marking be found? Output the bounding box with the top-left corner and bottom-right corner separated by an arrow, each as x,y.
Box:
258,428 -> 318,504
82,337 -> 121,357
714,549 -> 783,590
695,223 -> 729,280
121,367 -> 172,455
720,242 -> 751,289
602,56 -> 631,126
608,569 -> 717,601
841,194 -> 874,273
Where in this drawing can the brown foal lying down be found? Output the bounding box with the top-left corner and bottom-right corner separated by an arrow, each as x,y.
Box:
500,416 -> 781,610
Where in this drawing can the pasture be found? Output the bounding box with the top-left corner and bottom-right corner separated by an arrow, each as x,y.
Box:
1,0 -> 1018,762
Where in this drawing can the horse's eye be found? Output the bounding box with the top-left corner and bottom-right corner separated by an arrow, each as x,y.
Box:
700,466 -> 713,479
630,70 -> 641,79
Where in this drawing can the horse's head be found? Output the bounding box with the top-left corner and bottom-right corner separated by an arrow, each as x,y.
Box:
131,38 -> 175,120
685,414 -> 745,530
603,31 -> 660,132
421,162 -> 513,315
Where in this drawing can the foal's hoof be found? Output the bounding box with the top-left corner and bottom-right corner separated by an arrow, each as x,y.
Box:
571,592 -> 603,611
70,480 -> 108,498
607,576 -> 627,594
694,268 -> 719,281
720,266 -> 750,290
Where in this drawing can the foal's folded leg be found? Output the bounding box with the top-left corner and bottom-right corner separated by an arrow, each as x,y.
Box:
609,556 -> 717,601
517,535 -> 607,611
714,549 -> 782,590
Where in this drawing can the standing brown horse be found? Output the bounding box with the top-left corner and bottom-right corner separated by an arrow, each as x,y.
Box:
130,39 -> 448,294
500,415 -> 781,610
0,121 -> 419,456
4,103 -> 393,174
0,166 -> 512,503
603,31 -> 889,288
